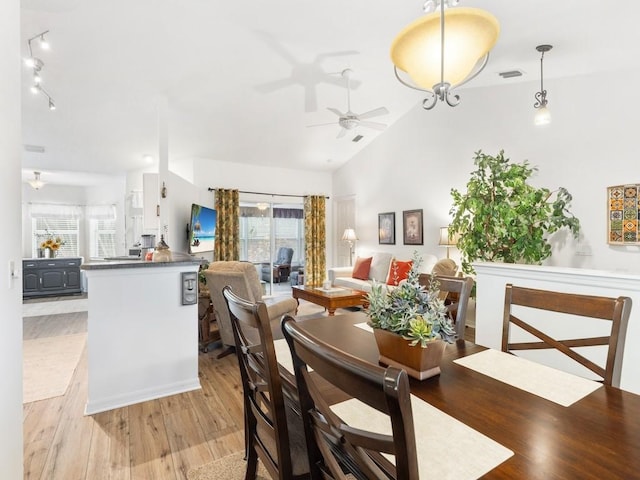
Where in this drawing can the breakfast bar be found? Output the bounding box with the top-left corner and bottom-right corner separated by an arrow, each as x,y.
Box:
82,258 -> 202,415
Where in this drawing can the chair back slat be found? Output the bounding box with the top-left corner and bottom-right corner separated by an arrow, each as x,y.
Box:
502,283 -> 632,387
282,315 -> 419,480
223,286 -> 309,480
419,274 -> 473,339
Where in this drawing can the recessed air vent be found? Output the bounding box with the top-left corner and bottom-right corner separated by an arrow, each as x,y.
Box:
24,144 -> 46,153
352,135 -> 364,142
498,70 -> 523,79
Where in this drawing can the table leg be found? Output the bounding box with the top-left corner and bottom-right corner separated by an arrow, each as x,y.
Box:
328,307 -> 336,316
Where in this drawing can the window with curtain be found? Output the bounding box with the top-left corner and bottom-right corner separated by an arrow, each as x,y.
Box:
87,205 -> 117,259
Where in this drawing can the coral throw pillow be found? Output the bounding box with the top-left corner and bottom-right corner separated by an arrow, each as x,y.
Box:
387,259 -> 413,286
352,256 -> 373,280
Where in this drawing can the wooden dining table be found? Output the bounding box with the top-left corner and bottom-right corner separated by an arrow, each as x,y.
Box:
293,311 -> 640,479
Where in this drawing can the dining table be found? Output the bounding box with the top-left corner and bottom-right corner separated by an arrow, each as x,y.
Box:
284,311 -> 640,479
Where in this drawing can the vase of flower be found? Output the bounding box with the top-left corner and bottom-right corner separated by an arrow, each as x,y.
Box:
367,251 -> 455,380
373,328 -> 447,380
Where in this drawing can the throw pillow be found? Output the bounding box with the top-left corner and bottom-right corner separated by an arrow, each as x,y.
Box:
386,259 -> 413,286
352,256 -> 373,280
369,252 -> 393,282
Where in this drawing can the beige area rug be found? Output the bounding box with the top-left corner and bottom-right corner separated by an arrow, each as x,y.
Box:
22,298 -> 88,317
23,333 -> 86,403
187,452 -> 269,480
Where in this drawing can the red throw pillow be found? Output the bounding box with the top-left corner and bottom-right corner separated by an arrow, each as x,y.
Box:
387,259 -> 413,286
352,256 -> 373,280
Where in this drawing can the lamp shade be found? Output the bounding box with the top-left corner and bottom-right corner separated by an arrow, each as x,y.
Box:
438,226 -> 459,246
391,7 -> 499,90
342,228 -> 358,242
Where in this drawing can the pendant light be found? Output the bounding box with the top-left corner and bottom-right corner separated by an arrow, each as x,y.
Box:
391,0 -> 499,110
534,44 -> 552,126
28,171 -> 46,190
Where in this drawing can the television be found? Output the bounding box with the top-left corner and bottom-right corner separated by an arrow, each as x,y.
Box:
188,203 -> 217,254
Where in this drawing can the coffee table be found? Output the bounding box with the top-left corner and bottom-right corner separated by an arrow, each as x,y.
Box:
291,285 -> 367,316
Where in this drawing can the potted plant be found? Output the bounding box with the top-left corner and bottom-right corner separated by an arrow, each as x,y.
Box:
366,252 -> 456,380
449,150 -> 580,274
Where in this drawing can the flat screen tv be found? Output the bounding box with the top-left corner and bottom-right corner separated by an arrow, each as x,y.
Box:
188,203 -> 217,254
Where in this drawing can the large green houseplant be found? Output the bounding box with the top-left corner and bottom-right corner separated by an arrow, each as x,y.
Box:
449,150 -> 580,274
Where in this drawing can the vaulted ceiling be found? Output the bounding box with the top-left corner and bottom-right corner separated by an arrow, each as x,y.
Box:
20,0 -> 640,185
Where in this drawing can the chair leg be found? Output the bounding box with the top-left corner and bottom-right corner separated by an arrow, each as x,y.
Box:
216,346 -> 235,359
245,443 -> 259,480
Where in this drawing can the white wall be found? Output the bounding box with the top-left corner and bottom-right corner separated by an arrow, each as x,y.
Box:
1,0 -> 24,475
333,67 -> 640,274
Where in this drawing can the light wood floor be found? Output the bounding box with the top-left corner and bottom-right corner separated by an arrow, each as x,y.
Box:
23,311 -> 246,480
23,302 -> 475,480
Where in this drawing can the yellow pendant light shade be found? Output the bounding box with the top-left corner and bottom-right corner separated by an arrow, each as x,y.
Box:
391,7 -> 499,91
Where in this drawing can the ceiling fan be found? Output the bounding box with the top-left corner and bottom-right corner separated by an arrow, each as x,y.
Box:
308,69 -> 389,138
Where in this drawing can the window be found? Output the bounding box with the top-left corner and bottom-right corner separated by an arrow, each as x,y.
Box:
32,217 -> 80,258
87,205 -> 117,259
89,219 -> 117,259
239,204 -> 305,265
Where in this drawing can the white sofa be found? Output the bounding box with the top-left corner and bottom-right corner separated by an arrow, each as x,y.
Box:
328,252 -> 439,293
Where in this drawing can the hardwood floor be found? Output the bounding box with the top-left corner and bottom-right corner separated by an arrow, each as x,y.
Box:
23,311 -> 245,480
23,301 -> 475,479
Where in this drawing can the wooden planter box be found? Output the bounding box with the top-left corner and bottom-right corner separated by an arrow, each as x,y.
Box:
373,328 -> 446,380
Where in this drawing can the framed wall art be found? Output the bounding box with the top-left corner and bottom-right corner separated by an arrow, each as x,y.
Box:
378,212 -> 395,245
403,209 -> 423,245
608,184 -> 640,245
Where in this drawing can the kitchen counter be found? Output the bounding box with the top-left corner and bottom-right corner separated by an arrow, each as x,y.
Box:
83,258 -> 203,415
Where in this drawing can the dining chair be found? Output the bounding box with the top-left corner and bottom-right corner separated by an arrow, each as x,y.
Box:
419,274 -> 474,340
502,283 -> 632,387
282,315 -> 419,480
222,286 -> 310,480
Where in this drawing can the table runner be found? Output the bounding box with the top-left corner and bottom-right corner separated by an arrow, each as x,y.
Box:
331,394 -> 513,480
454,349 -> 602,407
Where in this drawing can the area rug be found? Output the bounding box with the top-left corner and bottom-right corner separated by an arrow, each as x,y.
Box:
187,452 -> 269,480
23,333 -> 86,403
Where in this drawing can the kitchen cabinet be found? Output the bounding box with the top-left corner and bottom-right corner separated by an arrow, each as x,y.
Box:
22,257 -> 83,298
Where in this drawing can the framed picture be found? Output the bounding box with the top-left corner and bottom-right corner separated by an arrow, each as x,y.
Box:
378,212 -> 395,245
403,209 -> 423,245
608,184 -> 640,245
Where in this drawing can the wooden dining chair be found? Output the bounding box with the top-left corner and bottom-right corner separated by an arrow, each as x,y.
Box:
222,286 -> 310,480
502,283 -> 632,387
419,274 -> 474,340
282,315 -> 419,480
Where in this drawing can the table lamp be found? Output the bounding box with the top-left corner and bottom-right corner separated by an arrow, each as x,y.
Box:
438,226 -> 459,259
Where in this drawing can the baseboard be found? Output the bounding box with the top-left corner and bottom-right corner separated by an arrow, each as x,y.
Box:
84,378 -> 201,415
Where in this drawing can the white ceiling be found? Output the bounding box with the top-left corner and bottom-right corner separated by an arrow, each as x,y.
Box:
19,0 -> 640,186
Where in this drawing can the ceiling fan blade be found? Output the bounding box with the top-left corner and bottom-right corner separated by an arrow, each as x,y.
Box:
327,107 -> 344,117
307,122 -> 339,128
358,106 -> 389,120
359,121 -> 387,131
336,128 -> 347,139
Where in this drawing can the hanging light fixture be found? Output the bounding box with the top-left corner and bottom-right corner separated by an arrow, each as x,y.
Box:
28,171 -> 46,190
534,44 -> 553,126
390,0 -> 499,110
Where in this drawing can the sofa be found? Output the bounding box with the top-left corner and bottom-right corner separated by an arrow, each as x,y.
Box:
328,252 -> 448,293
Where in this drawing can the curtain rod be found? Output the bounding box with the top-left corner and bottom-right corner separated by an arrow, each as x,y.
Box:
207,188 -> 329,199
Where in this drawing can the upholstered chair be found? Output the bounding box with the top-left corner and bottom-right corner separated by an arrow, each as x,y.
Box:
205,261 -> 297,358
261,247 -> 294,283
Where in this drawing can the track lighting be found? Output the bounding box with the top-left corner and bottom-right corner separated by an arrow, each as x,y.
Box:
25,30 -> 56,111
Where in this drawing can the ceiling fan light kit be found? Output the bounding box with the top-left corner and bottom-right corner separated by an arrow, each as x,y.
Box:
391,0 -> 499,109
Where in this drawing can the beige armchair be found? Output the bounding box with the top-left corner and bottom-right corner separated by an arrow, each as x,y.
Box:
204,261 -> 297,357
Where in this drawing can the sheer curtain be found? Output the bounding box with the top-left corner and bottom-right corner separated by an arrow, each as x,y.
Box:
303,195 -> 326,286
214,189 -> 239,261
